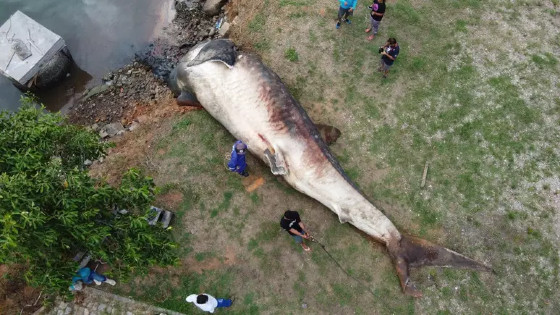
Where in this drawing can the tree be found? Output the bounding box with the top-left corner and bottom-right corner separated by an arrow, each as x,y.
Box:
0,98 -> 177,295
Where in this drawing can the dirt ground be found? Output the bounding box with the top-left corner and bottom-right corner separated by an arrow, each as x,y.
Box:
0,265 -> 43,315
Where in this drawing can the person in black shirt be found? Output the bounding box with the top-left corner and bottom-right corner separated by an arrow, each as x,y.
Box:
365,0 -> 386,40
280,210 -> 311,252
379,38 -> 399,78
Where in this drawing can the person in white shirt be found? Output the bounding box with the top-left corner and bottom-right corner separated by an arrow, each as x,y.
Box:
186,293 -> 233,313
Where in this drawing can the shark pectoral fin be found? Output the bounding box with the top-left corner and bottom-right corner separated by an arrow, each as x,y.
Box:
337,208 -> 352,224
177,91 -> 201,107
263,148 -> 287,175
387,235 -> 493,298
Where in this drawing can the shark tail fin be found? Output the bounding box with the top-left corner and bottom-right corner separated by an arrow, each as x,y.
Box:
387,235 -> 493,297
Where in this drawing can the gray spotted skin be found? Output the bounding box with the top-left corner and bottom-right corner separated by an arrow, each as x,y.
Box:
176,40 -> 401,245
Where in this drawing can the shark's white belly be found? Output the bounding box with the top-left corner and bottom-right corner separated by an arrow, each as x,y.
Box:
184,56 -> 400,243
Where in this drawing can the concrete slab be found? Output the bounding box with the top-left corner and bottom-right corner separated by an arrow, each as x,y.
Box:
0,11 -> 65,85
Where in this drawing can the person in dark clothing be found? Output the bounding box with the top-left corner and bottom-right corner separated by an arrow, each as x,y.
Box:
227,140 -> 249,177
378,37 -> 399,78
280,210 -> 311,252
365,0 -> 386,40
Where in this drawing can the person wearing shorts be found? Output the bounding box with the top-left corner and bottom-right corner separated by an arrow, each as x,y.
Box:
365,0 -> 385,40
379,38 -> 399,78
336,0 -> 357,29
280,210 -> 311,252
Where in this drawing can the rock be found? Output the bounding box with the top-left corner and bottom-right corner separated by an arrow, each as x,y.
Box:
218,22 -> 231,36
83,85 -> 109,101
98,303 -> 107,312
99,122 -> 125,138
35,50 -> 72,89
84,159 -> 93,166
116,130 -> 126,136
90,123 -> 99,131
208,27 -> 216,36
203,0 -> 227,16
128,121 -> 140,131
136,115 -> 149,124
175,0 -> 200,11
99,130 -> 109,139
103,73 -> 114,81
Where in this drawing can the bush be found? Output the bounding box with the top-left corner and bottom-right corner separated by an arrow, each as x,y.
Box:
0,98 -> 177,295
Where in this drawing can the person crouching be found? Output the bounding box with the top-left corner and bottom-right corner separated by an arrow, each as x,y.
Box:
227,140 -> 249,177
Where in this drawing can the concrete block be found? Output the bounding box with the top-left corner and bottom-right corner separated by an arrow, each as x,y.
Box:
0,11 -> 65,85
218,22 -> 230,36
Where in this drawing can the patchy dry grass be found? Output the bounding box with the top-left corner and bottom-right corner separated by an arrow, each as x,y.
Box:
228,0 -> 560,312
99,0 -> 559,313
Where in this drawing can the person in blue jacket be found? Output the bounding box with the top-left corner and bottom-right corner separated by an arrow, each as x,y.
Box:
228,140 -> 249,177
69,267 -> 116,291
336,0 -> 357,29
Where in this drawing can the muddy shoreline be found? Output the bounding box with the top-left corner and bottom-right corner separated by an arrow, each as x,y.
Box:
67,2 -> 233,127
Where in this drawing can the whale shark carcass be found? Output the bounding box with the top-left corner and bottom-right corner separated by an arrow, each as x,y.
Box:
175,39 -> 491,297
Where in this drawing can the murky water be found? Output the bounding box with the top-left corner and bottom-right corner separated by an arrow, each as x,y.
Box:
0,0 -> 174,111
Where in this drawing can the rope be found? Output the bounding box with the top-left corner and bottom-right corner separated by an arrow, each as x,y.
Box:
308,235 -> 377,297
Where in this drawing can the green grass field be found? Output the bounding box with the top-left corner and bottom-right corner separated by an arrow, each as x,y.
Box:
105,0 -> 560,313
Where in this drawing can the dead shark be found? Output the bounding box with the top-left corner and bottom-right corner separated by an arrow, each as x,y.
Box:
175,39 -> 492,297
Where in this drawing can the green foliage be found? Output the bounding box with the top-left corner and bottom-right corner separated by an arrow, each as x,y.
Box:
248,13 -> 266,33
392,1 -> 421,24
279,0 -> 312,7
284,47 -> 299,62
0,101 -> 177,295
253,40 -> 271,52
455,19 -> 468,32
531,53 -> 558,68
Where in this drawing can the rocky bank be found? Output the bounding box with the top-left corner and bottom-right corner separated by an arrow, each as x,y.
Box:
67,0 -> 236,133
